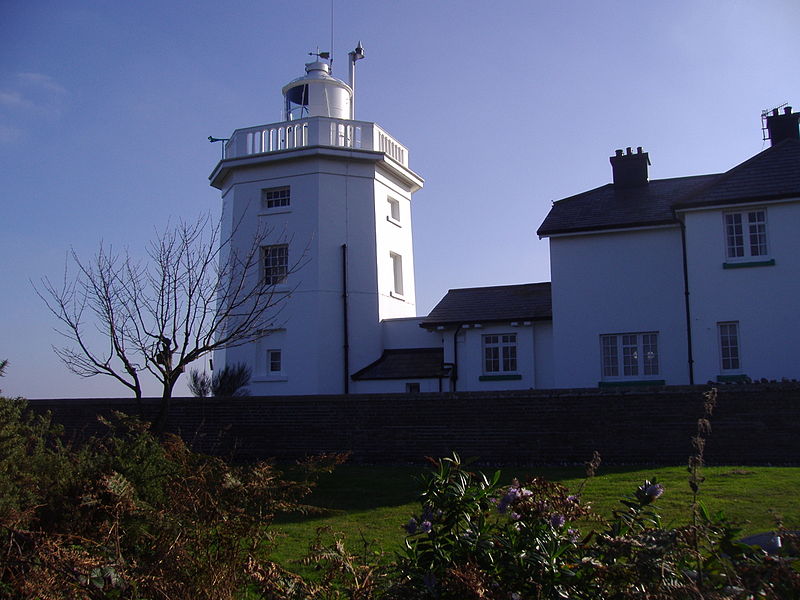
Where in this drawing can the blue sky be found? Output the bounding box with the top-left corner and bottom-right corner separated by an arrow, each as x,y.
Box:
2,1 -> 798,399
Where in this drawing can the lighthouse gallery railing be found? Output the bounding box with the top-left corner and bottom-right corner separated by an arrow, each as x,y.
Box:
224,117 -> 408,167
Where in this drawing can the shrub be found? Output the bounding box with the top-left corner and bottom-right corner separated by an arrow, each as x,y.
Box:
389,454 -> 800,599
0,396 -> 346,599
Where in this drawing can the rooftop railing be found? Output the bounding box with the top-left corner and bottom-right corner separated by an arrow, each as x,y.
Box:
223,117 -> 408,167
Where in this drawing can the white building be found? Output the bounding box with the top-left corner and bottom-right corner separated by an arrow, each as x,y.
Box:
538,107 -> 800,387
210,51 -> 799,393
210,52 -> 423,395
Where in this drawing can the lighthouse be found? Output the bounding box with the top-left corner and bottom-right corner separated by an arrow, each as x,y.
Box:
209,46 -> 424,395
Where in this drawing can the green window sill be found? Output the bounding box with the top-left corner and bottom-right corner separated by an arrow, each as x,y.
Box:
479,374 -> 523,381
599,380 -> 666,388
723,259 -> 775,269
716,374 -> 749,383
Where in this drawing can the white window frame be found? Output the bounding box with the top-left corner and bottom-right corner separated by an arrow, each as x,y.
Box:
261,186 -> 290,211
600,332 -> 659,380
267,349 -> 284,375
724,208 -> 768,261
262,244 -> 288,285
482,333 -> 518,374
390,252 -> 404,297
387,197 -> 401,226
717,321 -> 741,372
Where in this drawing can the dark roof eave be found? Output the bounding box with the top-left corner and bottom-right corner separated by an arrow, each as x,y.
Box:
538,218 -> 679,237
420,315 -> 552,328
351,372 -> 449,381
674,191 -> 800,211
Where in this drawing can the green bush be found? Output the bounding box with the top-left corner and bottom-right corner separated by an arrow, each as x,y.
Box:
387,454 -> 800,599
0,396 -> 345,599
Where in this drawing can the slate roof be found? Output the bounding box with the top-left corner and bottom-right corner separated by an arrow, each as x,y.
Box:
537,138 -> 800,237
536,175 -> 717,236
351,348 -> 447,380
675,138 -> 800,209
421,282 -> 552,328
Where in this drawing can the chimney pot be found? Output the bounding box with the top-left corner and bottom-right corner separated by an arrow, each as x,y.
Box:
765,104 -> 800,146
626,147 -> 632,155
610,146 -> 650,188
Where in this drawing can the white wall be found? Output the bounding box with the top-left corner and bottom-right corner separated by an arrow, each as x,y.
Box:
439,322 -> 540,391
549,227 -> 689,388
381,317 -> 436,348
213,145 -> 423,396
682,199 -> 800,382
351,378 -> 443,394
374,168 -> 417,321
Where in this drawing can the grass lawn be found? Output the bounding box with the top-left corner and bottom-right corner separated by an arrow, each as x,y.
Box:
269,463 -> 800,577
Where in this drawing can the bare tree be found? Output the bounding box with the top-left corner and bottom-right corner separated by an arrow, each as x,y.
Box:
37,214 -> 304,430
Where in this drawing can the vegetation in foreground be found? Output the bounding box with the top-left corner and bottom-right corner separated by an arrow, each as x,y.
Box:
270,463 -> 800,576
1,389 -> 799,599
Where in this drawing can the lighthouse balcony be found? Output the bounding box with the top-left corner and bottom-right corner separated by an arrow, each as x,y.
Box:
224,117 -> 408,167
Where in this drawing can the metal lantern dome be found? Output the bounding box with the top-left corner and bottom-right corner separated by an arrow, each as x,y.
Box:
282,60 -> 353,121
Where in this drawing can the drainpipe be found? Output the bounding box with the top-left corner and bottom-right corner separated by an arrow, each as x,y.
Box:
342,244 -> 350,394
678,217 -> 695,385
451,325 -> 462,392
441,362 -> 455,394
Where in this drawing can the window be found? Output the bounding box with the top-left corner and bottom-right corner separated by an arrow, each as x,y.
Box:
262,186 -> 290,209
601,332 -> 659,378
724,209 -> 767,259
718,322 -> 740,371
387,197 -> 401,225
483,334 -> 517,373
406,382 -> 420,394
390,252 -> 404,296
262,244 -> 288,285
267,349 -> 283,374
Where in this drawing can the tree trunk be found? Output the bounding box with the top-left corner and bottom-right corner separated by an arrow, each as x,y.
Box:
152,377 -> 177,435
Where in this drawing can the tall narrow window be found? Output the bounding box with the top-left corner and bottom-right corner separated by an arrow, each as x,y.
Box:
262,186 -> 290,209
262,244 -> 288,285
390,252 -> 403,296
718,322 -> 740,371
725,209 -> 767,259
268,349 -> 282,374
387,197 -> 401,225
600,332 -> 659,380
483,334 -> 517,373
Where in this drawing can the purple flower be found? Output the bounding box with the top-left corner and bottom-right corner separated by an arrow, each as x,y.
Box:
567,495 -> 578,503
567,528 -> 580,543
421,520 -> 433,534
645,483 -> 664,500
405,518 -> 418,535
510,512 -> 521,521
550,514 -> 566,529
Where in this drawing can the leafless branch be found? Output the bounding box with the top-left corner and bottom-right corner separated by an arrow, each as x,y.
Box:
35,213 -> 307,426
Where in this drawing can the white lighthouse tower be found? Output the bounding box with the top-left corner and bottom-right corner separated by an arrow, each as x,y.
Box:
209,47 -> 424,394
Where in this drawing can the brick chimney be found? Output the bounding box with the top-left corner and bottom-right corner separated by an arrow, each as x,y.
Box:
766,106 -> 800,145
610,146 -> 650,188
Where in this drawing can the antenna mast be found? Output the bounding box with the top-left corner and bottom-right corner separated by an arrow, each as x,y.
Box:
330,0 -> 335,73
